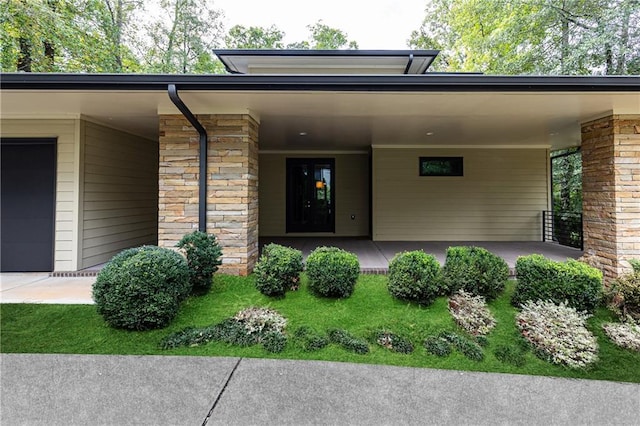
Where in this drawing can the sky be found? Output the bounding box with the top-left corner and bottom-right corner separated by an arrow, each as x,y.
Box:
210,0 -> 429,49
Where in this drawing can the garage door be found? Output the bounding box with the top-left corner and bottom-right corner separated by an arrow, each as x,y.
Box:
1,138 -> 56,272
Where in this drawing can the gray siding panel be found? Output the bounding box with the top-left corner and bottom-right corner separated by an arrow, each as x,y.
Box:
80,121 -> 158,268
373,148 -> 548,241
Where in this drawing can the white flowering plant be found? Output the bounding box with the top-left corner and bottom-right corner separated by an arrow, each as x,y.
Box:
448,290 -> 496,336
517,300 -> 598,368
602,321 -> 640,352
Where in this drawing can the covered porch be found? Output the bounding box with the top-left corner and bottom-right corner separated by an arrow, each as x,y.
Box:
259,238 -> 583,275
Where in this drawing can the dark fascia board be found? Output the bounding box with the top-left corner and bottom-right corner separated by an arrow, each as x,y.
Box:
2,73 -> 640,92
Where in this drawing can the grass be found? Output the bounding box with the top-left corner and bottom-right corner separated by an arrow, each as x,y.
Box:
2,274 -> 639,383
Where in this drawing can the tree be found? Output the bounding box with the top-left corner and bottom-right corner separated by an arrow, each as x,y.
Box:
225,25 -> 285,49
287,20 -> 359,49
409,0 -> 640,75
141,0 -> 225,74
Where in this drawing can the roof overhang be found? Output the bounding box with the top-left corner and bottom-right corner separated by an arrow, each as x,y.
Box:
1,73 -> 639,151
214,49 -> 441,75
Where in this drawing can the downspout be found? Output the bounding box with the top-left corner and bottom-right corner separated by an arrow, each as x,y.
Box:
168,84 -> 207,233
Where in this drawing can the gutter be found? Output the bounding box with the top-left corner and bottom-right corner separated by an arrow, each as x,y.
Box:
168,84 -> 207,233
3,73 -> 640,92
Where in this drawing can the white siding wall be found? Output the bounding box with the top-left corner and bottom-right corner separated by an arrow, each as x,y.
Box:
259,153 -> 370,236
372,148 -> 549,241
1,119 -> 80,271
80,121 -> 158,268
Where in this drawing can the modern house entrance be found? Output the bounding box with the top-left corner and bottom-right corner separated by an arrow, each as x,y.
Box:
286,158 -> 335,233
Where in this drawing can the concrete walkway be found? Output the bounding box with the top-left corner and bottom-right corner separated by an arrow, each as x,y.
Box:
0,273 -> 95,304
1,354 -> 638,426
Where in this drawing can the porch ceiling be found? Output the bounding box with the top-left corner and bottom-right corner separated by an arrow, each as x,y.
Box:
2,89 -> 638,150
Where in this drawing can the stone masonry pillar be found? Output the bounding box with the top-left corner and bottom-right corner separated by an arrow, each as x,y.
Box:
582,114 -> 640,281
159,114 -> 259,276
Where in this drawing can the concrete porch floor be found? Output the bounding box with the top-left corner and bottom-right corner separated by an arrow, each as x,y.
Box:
0,240 -> 582,304
260,238 -> 583,273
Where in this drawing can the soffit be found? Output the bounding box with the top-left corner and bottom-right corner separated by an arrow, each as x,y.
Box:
1,90 -> 638,150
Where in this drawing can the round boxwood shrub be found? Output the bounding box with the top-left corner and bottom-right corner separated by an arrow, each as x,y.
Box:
176,231 -> 222,295
513,254 -> 602,313
92,246 -> 190,330
254,244 -> 304,297
388,250 -> 442,305
306,246 -> 360,298
441,246 -> 509,301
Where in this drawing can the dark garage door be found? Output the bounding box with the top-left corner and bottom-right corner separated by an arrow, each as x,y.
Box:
1,138 -> 56,272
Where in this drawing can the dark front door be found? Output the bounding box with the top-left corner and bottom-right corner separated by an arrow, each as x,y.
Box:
1,138 -> 56,272
286,158 -> 335,233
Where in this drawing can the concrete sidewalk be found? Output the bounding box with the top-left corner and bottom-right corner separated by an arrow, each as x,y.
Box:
1,354 -> 638,426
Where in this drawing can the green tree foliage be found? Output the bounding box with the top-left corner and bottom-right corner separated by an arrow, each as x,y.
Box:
409,0 -> 640,75
552,149 -> 582,213
287,20 -> 359,49
2,0 -> 143,72
141,0 -> 225,73
225,24 -> 285,49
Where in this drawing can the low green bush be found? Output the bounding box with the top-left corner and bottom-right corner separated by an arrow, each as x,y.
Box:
387,250 -> 442,305
424,335 -> 452,357
254,244 -> 303,297
293,326 -> 329,351
327,328 -> 369,354
438,331 -> 485,362
493,344 -> 527,367
176,231 -> 222,295
441,246 -> 509,300
606,269 -> 640,323
160,307 -> 288,353
512,254 -> 602,313
93,246 -> 190,330
306,247 -> 360,298
370,330 -> 414,354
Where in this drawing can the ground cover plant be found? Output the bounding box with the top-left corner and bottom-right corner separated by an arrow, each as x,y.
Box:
448,290 -> 496,336
3,276 -> 640,383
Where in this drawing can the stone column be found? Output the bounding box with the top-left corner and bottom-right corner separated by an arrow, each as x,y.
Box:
159,114 -> 259,276
582,114 -> 640,281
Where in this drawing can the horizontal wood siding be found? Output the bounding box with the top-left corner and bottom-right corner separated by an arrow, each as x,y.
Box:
372,148 -> 548,241
259,153 -> 370,236
81,121 -> 158,268
1,119 -> 79,271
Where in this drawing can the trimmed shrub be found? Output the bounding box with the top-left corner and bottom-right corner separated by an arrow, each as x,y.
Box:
448,290 -> 496,336
387,250 -> 442,305
605,271 -> 640,323
254,244 -> 304,297
441,246 -> 509,300
176,231 -> 222,295
517,300 -> 598,368
512,255 -> 603,313
93,246 -> 190,330
306,247 -> 360,298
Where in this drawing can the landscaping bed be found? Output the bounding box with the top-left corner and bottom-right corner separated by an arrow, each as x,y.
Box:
2,275 -> 639,383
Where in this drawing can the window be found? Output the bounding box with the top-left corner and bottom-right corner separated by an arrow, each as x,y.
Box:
419,157 -> 463,177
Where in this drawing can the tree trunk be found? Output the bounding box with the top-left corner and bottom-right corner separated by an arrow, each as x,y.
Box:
17,38 -> 32,72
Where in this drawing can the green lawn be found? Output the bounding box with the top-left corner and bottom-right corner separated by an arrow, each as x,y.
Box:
2,274 -> 639,383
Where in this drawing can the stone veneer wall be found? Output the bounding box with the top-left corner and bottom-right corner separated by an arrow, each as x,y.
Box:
158,114 -> 259,275
582,114 -> 640,281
